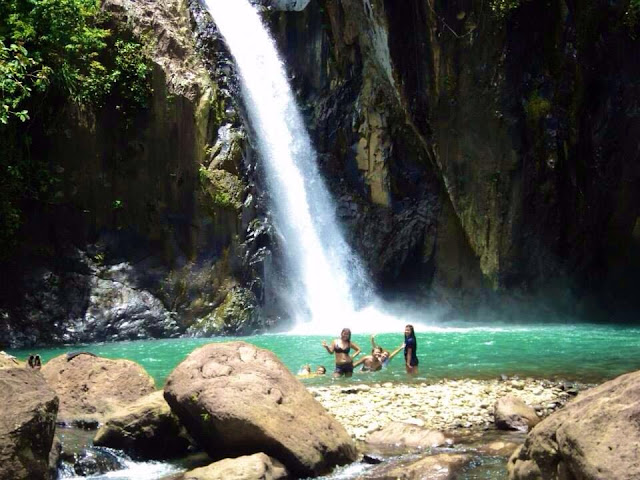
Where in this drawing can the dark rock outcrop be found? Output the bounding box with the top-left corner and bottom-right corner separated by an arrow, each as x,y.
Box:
42,353 -> 155,426
0,0 -> 260,349
164,342 -> 357,477
0,368 -> 59,480
508,370 -> 640,480
93,391 -> 192,460
270,0 -> 640,316
183,453 -> 288,480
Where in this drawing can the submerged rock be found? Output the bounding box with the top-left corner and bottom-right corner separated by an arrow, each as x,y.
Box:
94,391 -> 192,460
366,453 -> 472,480
508,370 -> 640,480
42,353 -> 155,426
183,453 -> 288,480
70,447 -> 125,477
494,396 -> 540,432
0,368 -> 59,480
164,341 -> 357,477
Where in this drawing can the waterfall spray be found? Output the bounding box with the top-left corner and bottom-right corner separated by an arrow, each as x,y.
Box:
206,0 -> 407,333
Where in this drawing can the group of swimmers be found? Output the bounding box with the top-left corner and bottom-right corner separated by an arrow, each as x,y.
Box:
302,324 -> 418,378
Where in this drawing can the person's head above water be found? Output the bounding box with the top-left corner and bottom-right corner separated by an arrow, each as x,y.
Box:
300,364 -> 311,374
379,350 -> 390,362
316,366 -> 326,375
405,324 -> 415,339
340,328 -> 351,342
372,346 -> 383,356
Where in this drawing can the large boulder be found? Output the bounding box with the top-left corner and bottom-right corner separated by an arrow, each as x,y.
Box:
93,391 -> 192,459
0,351 -> 21,368
164,342 -> 357,477
508,370 -> 640,480
0,368 -> 59,480
42,353 -> 155,426
494,396 -> 540,432
365,422 -> 450,450
183,453 -> 288,480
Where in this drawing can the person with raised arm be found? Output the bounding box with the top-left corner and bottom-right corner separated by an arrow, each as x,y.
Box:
322,328 -> 361,377
355,335 -> 403,372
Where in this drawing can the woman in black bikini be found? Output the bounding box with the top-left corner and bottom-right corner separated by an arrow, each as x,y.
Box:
322,328 -> 361,377
404,324 -> 419,374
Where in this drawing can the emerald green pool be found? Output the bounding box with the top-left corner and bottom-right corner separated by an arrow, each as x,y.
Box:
9,324 -> 640,386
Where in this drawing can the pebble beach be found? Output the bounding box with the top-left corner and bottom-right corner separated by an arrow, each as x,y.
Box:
308,378 -> 585,440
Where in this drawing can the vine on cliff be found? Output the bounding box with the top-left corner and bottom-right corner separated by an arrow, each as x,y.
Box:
0,0 -> 153,255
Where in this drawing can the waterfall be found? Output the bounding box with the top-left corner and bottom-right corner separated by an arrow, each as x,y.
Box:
205,0 -> 407,333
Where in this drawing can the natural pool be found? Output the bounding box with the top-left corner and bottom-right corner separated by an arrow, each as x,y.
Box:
10,323 -> 640,385
8,322 -> 640,480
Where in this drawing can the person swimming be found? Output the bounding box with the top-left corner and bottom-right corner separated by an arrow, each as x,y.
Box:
322,328 -> 361,377
27,354 -> 42,370
370,335 -> 404,368
353,346 -> 383,372
354,336 -> 404,372
296,364 -> 327,378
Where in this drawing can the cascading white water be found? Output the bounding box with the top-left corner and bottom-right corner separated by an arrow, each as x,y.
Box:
206,0 -> 410,333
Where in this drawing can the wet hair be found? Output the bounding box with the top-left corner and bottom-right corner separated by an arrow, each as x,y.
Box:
372,346 -> 383,355
340,328 -> 351,341
316,366 -> 326,374
405,324 -> 416,340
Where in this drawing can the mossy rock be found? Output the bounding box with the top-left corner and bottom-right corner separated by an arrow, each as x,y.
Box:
200,168 -> 245,211
188,287 -> 260,336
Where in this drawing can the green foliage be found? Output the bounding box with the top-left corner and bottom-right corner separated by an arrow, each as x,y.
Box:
624,0 -> 640,36
524,91 -> 552,124
0,0 -> 153,121
489,0 -> 521,20
0,0 -> 153,255
0,43 -> 49,124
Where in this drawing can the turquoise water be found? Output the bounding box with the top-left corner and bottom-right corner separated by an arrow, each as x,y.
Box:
9,324 -> 640,386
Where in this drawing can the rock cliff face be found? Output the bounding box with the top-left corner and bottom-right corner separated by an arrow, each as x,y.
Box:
267,0 -> 640,316
0,0 -> 268,347
1,0 -> 638,347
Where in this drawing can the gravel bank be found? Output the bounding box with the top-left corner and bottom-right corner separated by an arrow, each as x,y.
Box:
308,378 -> 585,440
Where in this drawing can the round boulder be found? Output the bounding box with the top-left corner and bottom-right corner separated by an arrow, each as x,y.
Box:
94,390 -> 192,459
0,368 -> 59,480
42,353 -> 155,426
509,369 -> 640,480
183,453 -> 288,480
494,395 -> 540,432
164,342 -> 357,477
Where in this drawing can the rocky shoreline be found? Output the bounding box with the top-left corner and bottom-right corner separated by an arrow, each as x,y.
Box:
308,378 -> 585,441
4,346 -> 639,480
